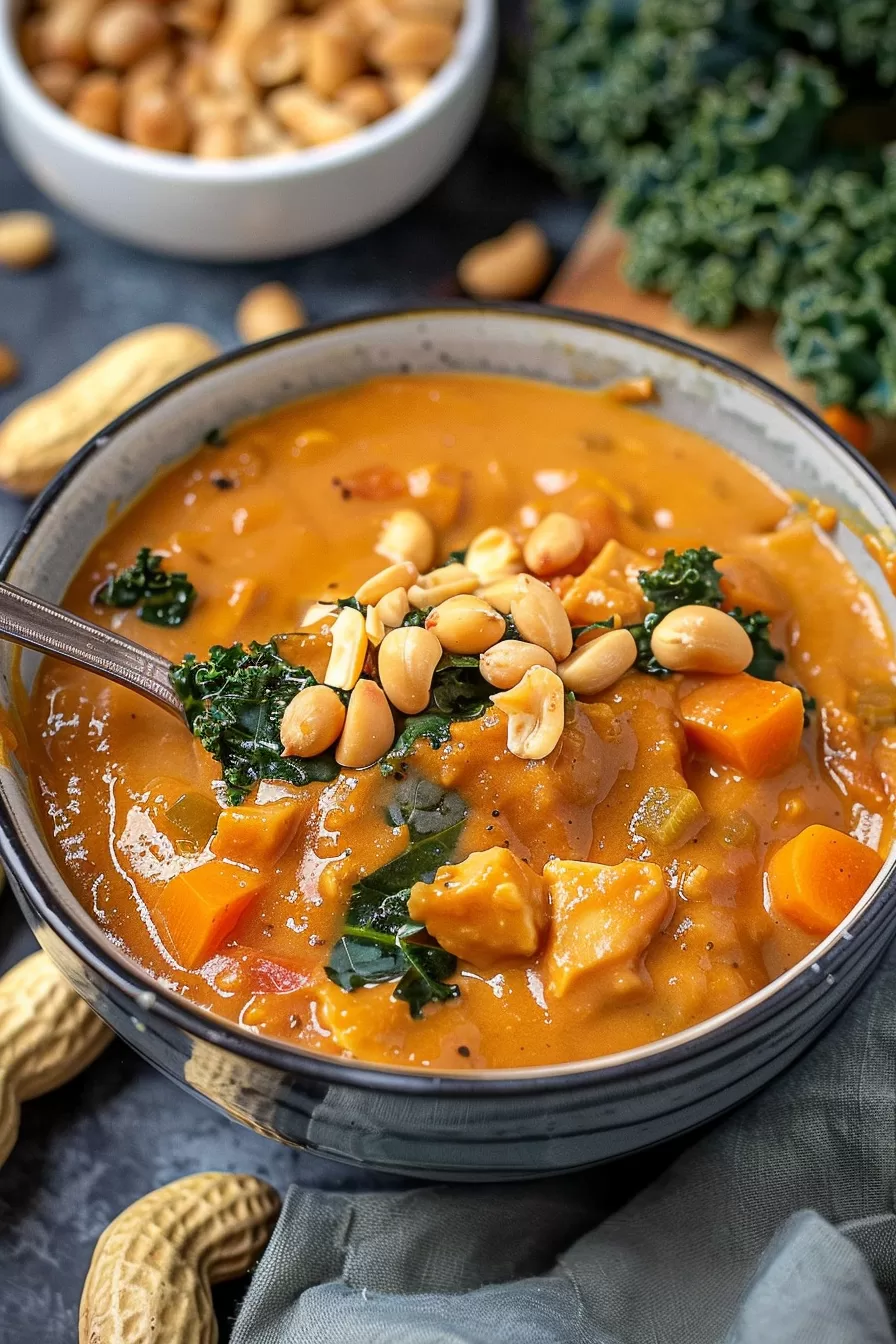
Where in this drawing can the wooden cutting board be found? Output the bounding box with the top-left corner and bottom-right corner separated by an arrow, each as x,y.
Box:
547,203 -> 820,407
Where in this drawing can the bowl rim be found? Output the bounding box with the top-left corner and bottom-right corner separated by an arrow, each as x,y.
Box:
0,0 -> 494,183
2,299 -> 895,1098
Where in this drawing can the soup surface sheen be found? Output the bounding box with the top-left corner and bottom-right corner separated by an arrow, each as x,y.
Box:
26,374 -> 896,1070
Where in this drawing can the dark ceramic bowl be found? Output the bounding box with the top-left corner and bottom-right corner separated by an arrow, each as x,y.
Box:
2,305 -> 895,1180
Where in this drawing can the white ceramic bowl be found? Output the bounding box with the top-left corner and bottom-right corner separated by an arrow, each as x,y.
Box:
0,0 -> 496,260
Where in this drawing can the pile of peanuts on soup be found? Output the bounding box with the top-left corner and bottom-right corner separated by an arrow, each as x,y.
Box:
17,0 -> 462,158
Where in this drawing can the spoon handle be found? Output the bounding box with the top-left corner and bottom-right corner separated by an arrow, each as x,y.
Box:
0,580 -> 184,721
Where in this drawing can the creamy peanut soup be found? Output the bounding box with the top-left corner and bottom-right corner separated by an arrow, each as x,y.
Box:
24,374 -> 896,1070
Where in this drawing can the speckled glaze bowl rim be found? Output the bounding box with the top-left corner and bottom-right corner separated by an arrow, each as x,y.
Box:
2,301 -> 895,1098
0,0 -> 493,181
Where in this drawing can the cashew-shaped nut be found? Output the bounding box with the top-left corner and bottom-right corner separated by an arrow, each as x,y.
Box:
79,1171 -> 281,1344
490,665 -> 566,760
0,951 -> 112,1168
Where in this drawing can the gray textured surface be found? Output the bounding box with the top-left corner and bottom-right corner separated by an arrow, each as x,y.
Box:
0,123 -> 588,1338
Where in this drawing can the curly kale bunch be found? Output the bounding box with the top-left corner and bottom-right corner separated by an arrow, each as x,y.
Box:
511,0 -> 896,413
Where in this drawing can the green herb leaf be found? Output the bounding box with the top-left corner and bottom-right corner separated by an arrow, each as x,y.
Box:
638,546 -> 724,617
731,608 -> 785,681
96,548 -> 197,627
170,639 -> 339,804
336,596 -> 363,612
325,779 -> 465,1017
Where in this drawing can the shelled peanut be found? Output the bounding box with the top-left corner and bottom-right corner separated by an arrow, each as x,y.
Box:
285,501 -> 652,767
19,0 -> 464,159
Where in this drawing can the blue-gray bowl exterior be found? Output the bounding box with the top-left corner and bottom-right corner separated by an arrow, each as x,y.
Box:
1,305 -> 895,1180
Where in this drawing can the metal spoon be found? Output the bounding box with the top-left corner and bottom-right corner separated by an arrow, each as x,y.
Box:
0,579 -> 185,721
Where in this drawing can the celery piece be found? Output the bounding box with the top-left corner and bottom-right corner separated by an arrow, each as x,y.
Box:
634,785 -> 705,847
166,792 -> 221,849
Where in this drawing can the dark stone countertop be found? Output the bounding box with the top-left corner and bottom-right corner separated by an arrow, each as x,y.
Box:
0,122 -> 589,1340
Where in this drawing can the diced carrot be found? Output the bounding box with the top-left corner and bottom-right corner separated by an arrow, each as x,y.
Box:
767,824 -> 883,936
152,859 -> 267,969
823,405 -> 872,456
210,797 -> 305,867
679,673 -> 804,778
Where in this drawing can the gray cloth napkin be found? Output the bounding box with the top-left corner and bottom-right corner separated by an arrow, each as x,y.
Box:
231,937 -> 896,1344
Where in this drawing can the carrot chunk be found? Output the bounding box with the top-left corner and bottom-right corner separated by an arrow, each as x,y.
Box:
679,673 -> 804,777
211,797 -> 305,867
152,860 -> 267,969
767,824 -> 883,936
822,405 -> 872,456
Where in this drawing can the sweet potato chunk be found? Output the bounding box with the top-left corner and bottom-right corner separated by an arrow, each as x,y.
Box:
767,824 -> 883,936
561,539 -> 651,626
679,673 -> 804,778
153,860 -> 267,969
544,859 -> 672,1002
408,847 -> 548,970
211,797 -> 305,867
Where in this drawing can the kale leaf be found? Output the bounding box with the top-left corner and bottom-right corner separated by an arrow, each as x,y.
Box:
326,776 -> 465,1017
734,608 -> 785,681
638,546 -> 724,617
96,548 -> 197,627
170,639 -> 339,804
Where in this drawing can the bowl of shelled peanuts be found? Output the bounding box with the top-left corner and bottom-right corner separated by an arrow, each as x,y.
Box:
0,0 -> 495,259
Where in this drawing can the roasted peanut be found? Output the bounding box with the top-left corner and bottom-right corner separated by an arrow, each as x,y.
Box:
650,605 -> 753,674
246,17 -> 309,86
169,0 -> 223,39
0,211 -> 54,270
523,511 -> 585,577
365,602 -> 386,646
269,83 -> 359,145
387,66 -> 428,104
42,0 -> 104,64
127,46 -> 179,98
490,665 -> 566,761
70,70 -> 121,135
0,951 -> 112,1168
243,107 -> 296,155
122,85 -> 190,151
192,116 -> 244,157
306,24 -> 364,97
356,560 -> 418,605
79,1172 -> 280,1344
377,624 -> 442,713
369,17 -> 454,72
465,526 -> 522,584
280,683 -> 346,756
336,678 -> 395,766
480,640 -> 556,690
375,584 -> 411,628
87,0 -> 168,69
335,74 -> 392,123
511,573 -> 573,660
347,0 -> 394,38
236,283 -> 306,343
408,562 -> 478,609
32,59 -> 81,106
375,508 -> 435,572
324,604 -> 368,690
476,575 -> 523,615
458,221 -> 551,300
391,0 -> 463,17
425,594 -> 505,654
0,324 -> 219,495
558,628 -> 637,695
0,345 -> 19,387
18,14 -> 44,67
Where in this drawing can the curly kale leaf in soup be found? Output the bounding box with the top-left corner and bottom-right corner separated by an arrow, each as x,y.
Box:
25,373 -> 896,1070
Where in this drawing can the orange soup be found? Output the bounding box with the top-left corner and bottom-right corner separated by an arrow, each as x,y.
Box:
24,373 -> 896,1070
